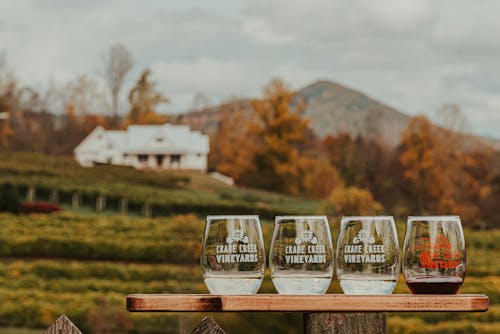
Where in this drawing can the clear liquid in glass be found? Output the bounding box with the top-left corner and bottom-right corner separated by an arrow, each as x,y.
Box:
339,274 -> 397,295
272,272 -> 332,294
203,272 -> 263,294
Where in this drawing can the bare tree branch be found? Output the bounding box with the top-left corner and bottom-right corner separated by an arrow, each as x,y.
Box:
102,43 -> 133,118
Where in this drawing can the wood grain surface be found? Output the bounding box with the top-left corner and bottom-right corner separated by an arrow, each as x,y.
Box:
127,294 -> 489,312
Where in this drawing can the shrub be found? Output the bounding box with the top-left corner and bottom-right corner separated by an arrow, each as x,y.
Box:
21,202 -> 62,214
0,183 -> 22,214
319,186 -> 384,217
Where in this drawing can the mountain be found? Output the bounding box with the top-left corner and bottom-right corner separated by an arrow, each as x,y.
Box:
298,80 -> 411,147
177,80 -> 499,150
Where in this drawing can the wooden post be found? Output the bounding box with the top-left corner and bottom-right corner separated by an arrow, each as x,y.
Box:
72,192 -> 80,209
142,201 -> 152,217
44,314 -> 83,334
26,185 -> 36,202
190,316 -> 226,334
119,198 -> 128,215
50,189 -> 59,204
304,312 -> 385,334
96,194 -> 106,212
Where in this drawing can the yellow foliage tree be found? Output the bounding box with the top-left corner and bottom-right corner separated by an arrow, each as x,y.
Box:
125,70 -> 168,126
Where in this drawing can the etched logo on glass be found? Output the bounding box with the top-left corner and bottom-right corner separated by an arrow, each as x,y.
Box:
216,228 -> 257,263
285,229 -> 326,264
344,229 -> 386,264
295,230 -> 318,245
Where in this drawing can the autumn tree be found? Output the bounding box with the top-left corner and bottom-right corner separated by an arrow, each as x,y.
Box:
319,186 -> 383,217
0,53 -> 14,148
399,116 -> 446,213
102,43 -> 133,122
209,102 -> 257,181
246,78 -> 309,194
323,133 -> 363,185
0,82 -> 15,148
46,75 -> 109,154
299,157 -> 343,198
125,69 -> 168,125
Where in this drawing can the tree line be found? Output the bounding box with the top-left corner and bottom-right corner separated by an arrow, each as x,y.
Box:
210,79 -> 500,229
0,44 -> 168,154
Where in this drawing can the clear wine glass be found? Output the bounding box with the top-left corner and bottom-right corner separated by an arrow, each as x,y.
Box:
201,215 -> 266,294
269,216 -> 334,294
403,216 -> 466,294
336,216 -> 400,294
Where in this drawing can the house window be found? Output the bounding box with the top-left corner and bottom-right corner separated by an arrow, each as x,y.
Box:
138,154 -> 148,162
171,154 -> 181,164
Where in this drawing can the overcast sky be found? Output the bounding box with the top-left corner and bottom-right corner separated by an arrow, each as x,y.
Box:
1,0 -> 499,138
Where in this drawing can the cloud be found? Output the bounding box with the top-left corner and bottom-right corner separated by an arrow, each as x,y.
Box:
0,0 -> 498,138
243,18 -> 295,44
151,57 -> 259,95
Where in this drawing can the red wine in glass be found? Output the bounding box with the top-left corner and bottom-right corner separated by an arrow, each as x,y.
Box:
406,276 -> 463,294
402,216 -> 466,295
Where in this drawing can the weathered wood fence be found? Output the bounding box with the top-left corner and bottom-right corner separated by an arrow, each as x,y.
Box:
22,185 -> 153,217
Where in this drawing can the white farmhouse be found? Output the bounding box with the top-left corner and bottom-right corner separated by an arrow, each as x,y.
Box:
74,123 -> 209,171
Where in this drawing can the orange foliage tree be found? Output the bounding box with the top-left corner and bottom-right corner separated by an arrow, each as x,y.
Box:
246,78 -> 309,194
0,82 -> 15,148
299,157 -> 343,198
319,186 -> 384,217
210,103 -> 258,181
211,79 -> 344,197
398,115 -> 495,224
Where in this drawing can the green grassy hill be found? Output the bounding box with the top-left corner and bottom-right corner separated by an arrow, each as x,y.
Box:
0,151 -> 319,217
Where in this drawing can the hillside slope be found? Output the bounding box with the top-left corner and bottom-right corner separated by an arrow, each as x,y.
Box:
298,80 -> 410,147
0,151 -> 320,217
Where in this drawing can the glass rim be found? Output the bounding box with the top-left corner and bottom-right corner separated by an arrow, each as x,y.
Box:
206,215 -> 259,220
275,215 -> 328,221
408,215 -> 460,221
341,215 -> 394,221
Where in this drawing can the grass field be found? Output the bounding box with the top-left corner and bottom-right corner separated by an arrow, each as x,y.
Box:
0,151 -> 319,218
0,212 -> 498,333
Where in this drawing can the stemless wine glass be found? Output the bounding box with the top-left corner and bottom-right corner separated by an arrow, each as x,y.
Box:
201,215 -> 266,294
403,216 -> 466,294
269,216 -> 334,294
336,216 -> 400,295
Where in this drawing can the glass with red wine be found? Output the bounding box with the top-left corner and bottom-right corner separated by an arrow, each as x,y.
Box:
402,216 -> 466,294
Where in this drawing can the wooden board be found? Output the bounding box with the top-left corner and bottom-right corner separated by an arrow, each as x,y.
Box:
127,294 -> 489,312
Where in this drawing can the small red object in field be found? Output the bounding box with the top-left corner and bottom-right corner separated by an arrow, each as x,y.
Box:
22,202 -> 63,214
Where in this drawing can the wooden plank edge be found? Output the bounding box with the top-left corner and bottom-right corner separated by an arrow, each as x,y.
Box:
126,294 -> 489,313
